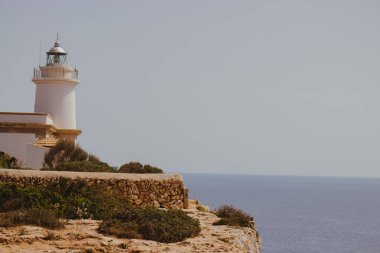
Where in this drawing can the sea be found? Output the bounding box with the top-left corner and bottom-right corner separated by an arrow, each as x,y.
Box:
182,173 -> 380,253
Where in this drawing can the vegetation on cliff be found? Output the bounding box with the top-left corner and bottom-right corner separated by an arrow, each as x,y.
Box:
0,208 -> 64,229
43,160 -> 116,173
0,180 -> 200,242
41,140 -> 163,173
119,161 -> 163,174
213,205 -> 255,229
98,208 -> 200,243
42,140 -> 114,172
0,179 -> 129,220
1,145 -> 255,244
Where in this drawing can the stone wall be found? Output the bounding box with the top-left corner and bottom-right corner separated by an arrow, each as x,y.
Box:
0,169 -> 188,209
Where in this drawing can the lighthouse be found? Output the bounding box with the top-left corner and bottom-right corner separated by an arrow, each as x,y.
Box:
0,35 -> 82,169
32,36 -> 81,142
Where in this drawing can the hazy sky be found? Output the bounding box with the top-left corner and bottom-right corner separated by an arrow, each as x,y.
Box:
1,0 -> 380,177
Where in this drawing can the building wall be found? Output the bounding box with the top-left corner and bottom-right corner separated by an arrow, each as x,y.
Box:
0,133 -> 36,166
26,144 -> 48,169
0,113 -> 53,125
0,169 -> 189,209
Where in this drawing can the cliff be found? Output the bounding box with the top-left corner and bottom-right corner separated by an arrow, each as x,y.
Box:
0,169 -> 261,252
0,201 -> 260,253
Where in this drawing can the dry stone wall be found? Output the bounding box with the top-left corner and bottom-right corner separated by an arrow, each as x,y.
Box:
0,169 -> 188,209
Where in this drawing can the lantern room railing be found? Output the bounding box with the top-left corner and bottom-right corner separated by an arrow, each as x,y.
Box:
33,68 -> 41,79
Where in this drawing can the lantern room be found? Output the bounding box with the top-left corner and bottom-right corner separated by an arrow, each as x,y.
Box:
46,40 -> 67,65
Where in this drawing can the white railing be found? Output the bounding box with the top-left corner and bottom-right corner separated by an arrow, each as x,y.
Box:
72,68 -> 79,79
33,68 -> 41,79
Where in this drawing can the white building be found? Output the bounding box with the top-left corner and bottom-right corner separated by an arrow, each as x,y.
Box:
0,37 -> 81,169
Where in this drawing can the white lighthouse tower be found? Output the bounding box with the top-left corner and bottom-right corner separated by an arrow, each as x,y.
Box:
32,36 -> 81,142
0,35 -> 82,169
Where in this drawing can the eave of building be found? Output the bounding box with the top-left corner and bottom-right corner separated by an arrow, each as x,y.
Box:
0,123 -> 81,136
0,112 -> 53,120
0,122 -> 57,134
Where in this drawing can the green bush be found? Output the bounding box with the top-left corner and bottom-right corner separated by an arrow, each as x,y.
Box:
98,208 -> 200,243
142,164 -> 163,173
42,139 -> 114,172
43,140 -> 104,167
0,183 -> 51,211
43,161 -> 116,173
0,208 -> 64,229
24,208 -> 65,229
98,220 -> 142,239
213,205 -> 254,228
118,162 -> 163,174
0,180 -> 130,220
0,211 -> 24,227
43,140 -> 163,174
0,180 -> 199,242
43,140 -> 85,168
0,151 -> 22,169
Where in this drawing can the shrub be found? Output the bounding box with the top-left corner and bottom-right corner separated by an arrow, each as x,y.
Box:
98,220 -> 142,239
0,211 -> 24,227
0,180 -> 130,220
118,162 -> 163,174
24,208 -> 65,229
118,162 -> 143,173
0,208 -> 64,229
44,161 -> 116,173
42,139 -> 114,172
0,181 -> 199,242
98,208 -> 200,243
0,183 -> 51,211
0,151 -> 23,169
213,205 -> 254,228
44,140 -> 83,168
137,209 -> 200,242
43,140 -> 163,174
43,140 -> 106,168
142,164 -> 163,173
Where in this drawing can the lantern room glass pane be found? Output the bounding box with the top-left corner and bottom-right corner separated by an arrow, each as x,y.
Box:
46,54 -> 67,65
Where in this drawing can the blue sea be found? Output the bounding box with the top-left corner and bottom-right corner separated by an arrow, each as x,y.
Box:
182,173 -> 380,253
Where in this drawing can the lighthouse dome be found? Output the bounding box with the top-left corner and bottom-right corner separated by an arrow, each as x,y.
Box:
48,41 -> 66,54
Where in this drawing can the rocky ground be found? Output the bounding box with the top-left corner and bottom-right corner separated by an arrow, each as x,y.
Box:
0,201 -> 260,253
